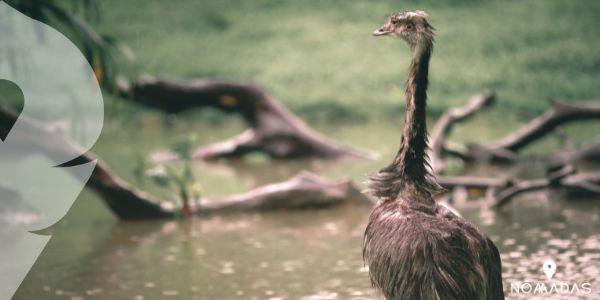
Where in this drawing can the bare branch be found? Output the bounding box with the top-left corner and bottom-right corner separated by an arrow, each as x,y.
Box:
488,100 -> 600,152
1,104 -> 370,219
430,91 -> 495,173
436,165 -> 598,208
434,96 -> 600,166
117,78 -> 368,161
200,171 -> 372,213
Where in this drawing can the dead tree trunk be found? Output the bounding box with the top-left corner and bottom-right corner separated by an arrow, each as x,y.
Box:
429,95 -> 600,207
115,78 -> 367,161
201,171 -> 372,213
548,143 -> 600,164
438,100 -> 600,164
0,104 -> 369,219
487,100 -> 600,152
0,105 -> 172,219
429,91 -> 495,173
437,164 -> 600,208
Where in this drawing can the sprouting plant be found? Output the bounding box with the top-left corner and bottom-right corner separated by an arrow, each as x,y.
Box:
132,154 -> 149,187
145,134 -> 202,218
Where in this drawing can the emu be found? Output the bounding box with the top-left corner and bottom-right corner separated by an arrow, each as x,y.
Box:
363,11 -> 504,300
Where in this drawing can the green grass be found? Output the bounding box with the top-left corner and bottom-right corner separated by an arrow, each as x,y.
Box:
2,0 -> 598,154
87,0 -> 599,120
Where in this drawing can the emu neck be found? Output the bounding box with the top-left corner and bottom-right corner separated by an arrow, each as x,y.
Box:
395,44 -> 432,189
367,41 -> 439,202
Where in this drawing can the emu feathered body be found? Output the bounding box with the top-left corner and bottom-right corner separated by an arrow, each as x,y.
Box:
363,10 -> 504,300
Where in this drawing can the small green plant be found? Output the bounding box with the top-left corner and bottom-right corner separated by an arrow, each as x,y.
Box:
143,135 -> 202,219
132,154 -> 149,187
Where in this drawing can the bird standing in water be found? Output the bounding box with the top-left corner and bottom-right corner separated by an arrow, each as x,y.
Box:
363,11 -> 504,300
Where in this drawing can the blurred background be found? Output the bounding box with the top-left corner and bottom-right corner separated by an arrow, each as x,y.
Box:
2,0 -> 600,299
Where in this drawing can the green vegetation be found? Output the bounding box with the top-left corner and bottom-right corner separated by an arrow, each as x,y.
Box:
142,135 -> 202,216
4,0 -> 134,84
91,0 -> 599,120
2,0 -> 598,189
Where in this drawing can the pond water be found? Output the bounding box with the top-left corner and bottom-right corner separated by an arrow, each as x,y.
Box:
8,116 -> 600,299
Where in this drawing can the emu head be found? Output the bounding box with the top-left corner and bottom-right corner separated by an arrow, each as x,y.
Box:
373,10 -> 435,52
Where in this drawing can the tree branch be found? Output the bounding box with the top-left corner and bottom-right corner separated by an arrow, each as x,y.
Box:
429,91 -> 495,173
116,78 -> 367,161
0,105 -> 172,219
433,96 -> 600,165
1,104 -> 369,219
436,164 -> 599,208
488,100 -> 600,152
200,171 -> 372,213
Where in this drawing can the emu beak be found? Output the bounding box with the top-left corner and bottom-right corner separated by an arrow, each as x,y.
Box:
373,19 -> 393,36
373,26 -> 391,36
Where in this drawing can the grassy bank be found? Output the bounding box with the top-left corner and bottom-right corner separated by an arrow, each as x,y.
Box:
91,0 -> 599,121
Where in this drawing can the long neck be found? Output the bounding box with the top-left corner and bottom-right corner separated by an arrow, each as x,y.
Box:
367,42 -> 439,202
394,44 -> 432,185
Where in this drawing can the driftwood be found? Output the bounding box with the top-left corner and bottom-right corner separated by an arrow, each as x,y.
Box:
0,105 -> 370,219
487,100 -> 600,152
436,100 -> 600,164
429,95 -> 600,207
115,78 -> 366,161
546,142 -> 600,165
201,171 -> 372,213
437,165 -> 600,208
0,105 -> 171,219
429,91 -> 495,173
12,2 -> 361,162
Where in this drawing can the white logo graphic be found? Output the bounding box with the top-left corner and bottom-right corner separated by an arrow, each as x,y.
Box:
509,258 -> 593,296
543,259 -> 557,280
0,2 -> 104,299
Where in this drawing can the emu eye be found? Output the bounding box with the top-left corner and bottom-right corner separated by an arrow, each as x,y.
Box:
406,23 -> 414,30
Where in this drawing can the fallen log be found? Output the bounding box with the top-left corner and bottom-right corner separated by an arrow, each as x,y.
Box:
546,143 -> 600,165
0,105 -> 171,219
200,171 -> 372,213
12,1 -> 362,162
464,101 -> 600,163
433,96 -> 600,165
443,140 -> 600,166
491,164 -> 582,208
437,175 -> 505,190
436,165 -> 599,208
0,104 -> 370,219
429,91 -> 495,173
560,171 -> 600,195
5,5 -> 365,162
116,78 -> 367,161
488,100 -> 600,152
491,178 -> 551,207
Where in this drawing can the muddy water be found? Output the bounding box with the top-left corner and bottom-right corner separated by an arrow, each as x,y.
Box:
8,118 -> 600,299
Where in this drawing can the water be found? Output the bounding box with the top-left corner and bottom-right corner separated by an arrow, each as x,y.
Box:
8,116 -> 600,299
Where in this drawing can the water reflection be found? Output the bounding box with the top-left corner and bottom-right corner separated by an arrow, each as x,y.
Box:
9,121 -> 600,299
12,194 -> 600,299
